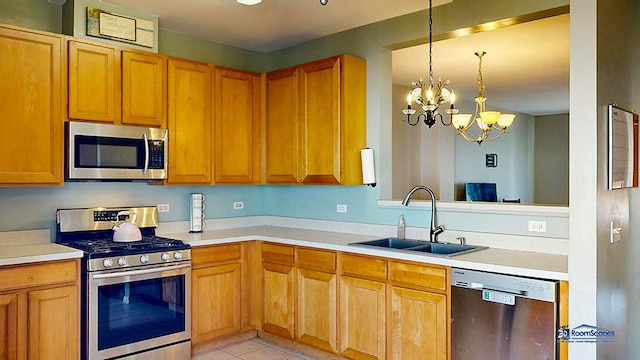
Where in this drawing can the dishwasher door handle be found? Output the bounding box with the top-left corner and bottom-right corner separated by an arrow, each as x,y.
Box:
474,285 -> 527,297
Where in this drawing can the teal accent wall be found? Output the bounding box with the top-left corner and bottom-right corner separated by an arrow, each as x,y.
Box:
0,184 -> 264,233
0,0 -> 61,32
0,0 -> 570,240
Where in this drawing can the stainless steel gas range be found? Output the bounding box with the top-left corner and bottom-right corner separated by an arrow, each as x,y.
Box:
56,206 -> 191,360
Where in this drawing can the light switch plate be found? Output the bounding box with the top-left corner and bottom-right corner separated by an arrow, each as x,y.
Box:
610,219 -> 622,243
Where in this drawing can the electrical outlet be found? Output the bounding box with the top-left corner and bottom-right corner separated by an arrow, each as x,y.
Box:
528,220 -> 547,232
157,204 -> 170,213
337,204 -> 348,213
233,201 -> 244,210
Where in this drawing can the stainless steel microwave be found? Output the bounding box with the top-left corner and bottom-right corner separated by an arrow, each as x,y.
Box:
66,121 -> 168,180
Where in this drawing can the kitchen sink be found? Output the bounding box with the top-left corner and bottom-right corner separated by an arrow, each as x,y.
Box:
352,238 -> 428,249
349,238 -> 487,257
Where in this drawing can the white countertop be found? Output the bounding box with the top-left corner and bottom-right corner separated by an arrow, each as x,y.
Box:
0,224 -> 568,280
0,243 -> 84,267
169,225 -> 568,281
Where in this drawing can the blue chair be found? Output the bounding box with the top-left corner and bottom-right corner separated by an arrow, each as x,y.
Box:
465,183 -> 498,202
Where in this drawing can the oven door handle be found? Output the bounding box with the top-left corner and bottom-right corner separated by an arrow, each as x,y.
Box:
91,263 -> 191,279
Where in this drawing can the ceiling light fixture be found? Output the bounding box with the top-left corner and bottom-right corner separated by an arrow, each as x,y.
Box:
451,52 -> 516,145
237,0 -> 261,5
320,0 -> 328,5
402,0 -> 457,128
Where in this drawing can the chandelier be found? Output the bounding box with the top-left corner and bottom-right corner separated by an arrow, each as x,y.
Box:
402,0 -> 457,128
450,52 -> 516,144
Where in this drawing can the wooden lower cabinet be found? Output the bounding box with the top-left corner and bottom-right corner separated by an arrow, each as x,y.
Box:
262,262 -> 295,339
0,293 -> 17,360
191,243 -> 258,352
339,276 -> 386,360
296,268 -> 337,353
192,263 -> 242,342
390,286 -> 447,360
0,260 -> 79,360
27,285 -> 79,360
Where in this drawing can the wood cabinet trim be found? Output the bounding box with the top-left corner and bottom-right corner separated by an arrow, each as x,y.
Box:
296,247 -> 336,272
262,243 -> 295,265
340,253 -> 388,281
192,244 -> 242,269
0,260 -> 78,292
389,260 -> 448,292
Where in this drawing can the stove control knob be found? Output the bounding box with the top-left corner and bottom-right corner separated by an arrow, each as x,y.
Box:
173,251 -> 183,260
117,257 -> 127,266
140,255 -> 150,264
102,258 -> 114,268
161,252 -> 170,261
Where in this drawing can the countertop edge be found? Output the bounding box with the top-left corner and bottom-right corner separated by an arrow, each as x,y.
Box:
0,245 -> 84,267
185,231 -> 568,281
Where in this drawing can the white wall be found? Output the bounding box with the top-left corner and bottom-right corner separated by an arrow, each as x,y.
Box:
534,113 -> 569,204
595,0 -> 640,358
569,0 -> 598,358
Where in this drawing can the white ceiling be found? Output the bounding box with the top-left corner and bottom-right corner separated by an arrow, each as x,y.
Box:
102,0 -> 451,52
101,0 -> 569,116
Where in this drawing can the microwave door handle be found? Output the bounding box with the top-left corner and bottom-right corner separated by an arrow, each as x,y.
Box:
142,133 -> 149,175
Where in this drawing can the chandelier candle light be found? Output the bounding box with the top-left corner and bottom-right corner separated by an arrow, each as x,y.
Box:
402,0 -> 457,128
450,51 -> 516,144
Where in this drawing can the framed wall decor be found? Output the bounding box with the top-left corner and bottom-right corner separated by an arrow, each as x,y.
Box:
86,7 -> 155,48
608,104 -> 639,189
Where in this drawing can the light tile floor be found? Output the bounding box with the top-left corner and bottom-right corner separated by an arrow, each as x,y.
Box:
192,338 -> 318,360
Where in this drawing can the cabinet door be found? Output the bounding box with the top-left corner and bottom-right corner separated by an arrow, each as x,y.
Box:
122,51 -> 167,127
0,293 -> 17,360
167,58 -> 212,184
296,268 -> 337,353
339,276 -> 385,360
390,286 -> 447,360
27,285 -> 79,360
0,27 -> 63,184
299,57 -> 341,184
192,263 -> 241,343
214,68 -> 260,183
265,67 -> 299,183
68,40 -> 120,123
262,262 -> 295,339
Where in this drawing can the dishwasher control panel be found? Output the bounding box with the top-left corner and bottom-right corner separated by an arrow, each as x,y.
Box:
451,268 -> 557,303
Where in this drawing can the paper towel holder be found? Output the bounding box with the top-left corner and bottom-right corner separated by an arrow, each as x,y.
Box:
361,148 -> 377,187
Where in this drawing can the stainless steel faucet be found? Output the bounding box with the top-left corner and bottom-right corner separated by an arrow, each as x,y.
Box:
401,185 -> 444,243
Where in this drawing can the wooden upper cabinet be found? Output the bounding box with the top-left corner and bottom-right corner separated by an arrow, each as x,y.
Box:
213,67 -> 261,184
167,58 -> 212,184
265,67 -> 300,183
0,25 -> 63,185
68,40 -> 120,123
121,50 -> 167,127
299,57 -> 341,184
299,55 -> 366,185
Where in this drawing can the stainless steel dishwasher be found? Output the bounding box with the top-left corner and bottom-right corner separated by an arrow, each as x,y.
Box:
451,268 -> 559,360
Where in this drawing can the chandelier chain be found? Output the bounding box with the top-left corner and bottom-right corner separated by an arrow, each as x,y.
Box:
475,51 -> 486,99
428,0 -> 433,88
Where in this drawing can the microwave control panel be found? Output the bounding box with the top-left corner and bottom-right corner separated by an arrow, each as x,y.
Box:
148,140 -> 165,169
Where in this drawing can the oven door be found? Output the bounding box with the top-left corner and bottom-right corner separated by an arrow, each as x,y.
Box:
88,263 -> 191,360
